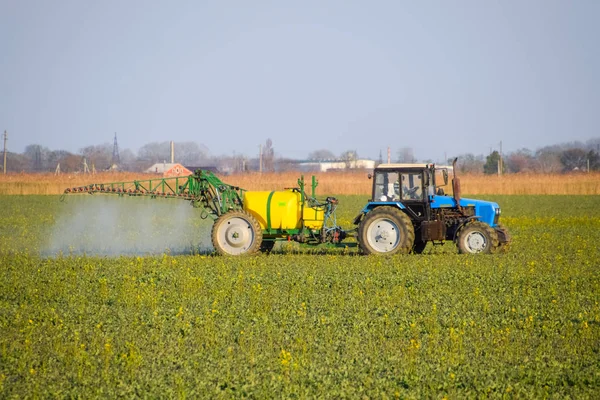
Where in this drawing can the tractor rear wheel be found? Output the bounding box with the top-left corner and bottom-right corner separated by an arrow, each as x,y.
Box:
211,210 -> 262,255
456,221 -> 499,254
358,207 -> 415,255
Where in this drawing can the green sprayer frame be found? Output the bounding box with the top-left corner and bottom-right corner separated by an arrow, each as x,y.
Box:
62,170 -> 244,219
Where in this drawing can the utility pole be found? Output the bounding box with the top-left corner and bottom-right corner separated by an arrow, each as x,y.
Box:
2,130 -> 7,174
499,140 -> 503,176
259,144 -> 263,173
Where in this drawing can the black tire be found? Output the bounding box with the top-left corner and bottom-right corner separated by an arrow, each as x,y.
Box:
412,240 -> 427,254
456,221 -> 499,254
211,210 -> 262,255
260,240 -> 276,253
495,223 -> 511,253
358,206 -> 415,255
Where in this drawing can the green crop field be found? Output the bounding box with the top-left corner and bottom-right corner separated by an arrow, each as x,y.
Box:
1,194 -> 599,398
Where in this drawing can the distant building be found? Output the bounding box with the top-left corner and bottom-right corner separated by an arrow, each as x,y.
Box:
296,159 -> 376,172
146,163 -> 192,177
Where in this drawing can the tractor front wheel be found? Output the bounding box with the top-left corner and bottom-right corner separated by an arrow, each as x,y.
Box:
211,211 -> 262,255
456,221 -> 499,254
358,207 -> 415,255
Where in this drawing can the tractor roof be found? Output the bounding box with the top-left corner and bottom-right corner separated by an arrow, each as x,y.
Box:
375,163 -> 453,170
376,163 -> 430,169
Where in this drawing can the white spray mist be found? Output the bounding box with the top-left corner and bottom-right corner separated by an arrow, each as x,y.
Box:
44,195 -> 213,256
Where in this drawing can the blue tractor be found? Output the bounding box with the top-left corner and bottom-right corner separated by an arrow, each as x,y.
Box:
353,160 -> 511,254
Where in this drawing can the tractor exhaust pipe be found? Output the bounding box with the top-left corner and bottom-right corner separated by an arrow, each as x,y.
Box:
452,158 -> 461,209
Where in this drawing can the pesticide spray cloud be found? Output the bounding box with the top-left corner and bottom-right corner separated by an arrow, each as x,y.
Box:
44,196 -> 213,256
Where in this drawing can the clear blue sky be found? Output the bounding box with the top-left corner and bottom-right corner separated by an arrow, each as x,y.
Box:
1,0 -> 598,161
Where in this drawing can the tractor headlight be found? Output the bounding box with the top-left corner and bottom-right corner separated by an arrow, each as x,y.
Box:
495,208 -> 501,216
494,207 -> 501,224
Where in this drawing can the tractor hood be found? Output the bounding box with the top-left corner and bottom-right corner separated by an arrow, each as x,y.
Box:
431,195 -> 501,227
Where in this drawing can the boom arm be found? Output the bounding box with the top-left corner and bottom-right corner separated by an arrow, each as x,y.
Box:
62,170 -> 244,219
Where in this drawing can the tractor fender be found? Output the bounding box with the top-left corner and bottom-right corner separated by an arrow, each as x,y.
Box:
352,212 -> 364,225
353,202 -> 406,226
452,216 -> 481,242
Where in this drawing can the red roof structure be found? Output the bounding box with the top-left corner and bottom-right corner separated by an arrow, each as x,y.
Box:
146,163 -> 192,177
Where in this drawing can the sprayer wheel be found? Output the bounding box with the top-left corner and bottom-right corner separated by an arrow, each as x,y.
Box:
211,210 -> 262,256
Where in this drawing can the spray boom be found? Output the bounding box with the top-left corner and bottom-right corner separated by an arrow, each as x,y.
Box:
62,170 -> 245,219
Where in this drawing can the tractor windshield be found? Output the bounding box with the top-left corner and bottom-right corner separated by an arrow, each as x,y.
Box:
374,170 -> 425,201
400,172 -> 423,200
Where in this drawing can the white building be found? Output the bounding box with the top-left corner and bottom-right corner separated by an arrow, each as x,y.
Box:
297,159 -> 376,172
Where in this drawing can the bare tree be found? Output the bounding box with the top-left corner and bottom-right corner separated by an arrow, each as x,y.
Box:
262,139 -> 275,172
308,149 -> 335,161
80,143 -> 112,170
4,152 -> 28,172
46,150 -> 83,173
137,141 -> 211,166
455,153 -> 485,174
505,148 -> 534,173
396,147 -> 416,163
560,148 -> 588,171
534,149 -> 562,173
340,150 -> 358,168
24,144 -> 50,171
176,141 -> 211,165
587,150 -> 600,171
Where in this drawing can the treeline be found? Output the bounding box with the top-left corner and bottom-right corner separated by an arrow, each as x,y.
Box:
2,141 -> 214,173
454,139 -> 600,174
2,137 -> 599,174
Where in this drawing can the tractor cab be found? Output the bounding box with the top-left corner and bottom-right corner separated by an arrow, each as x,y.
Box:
369,163 -> 453,223
371,163 -> 451,203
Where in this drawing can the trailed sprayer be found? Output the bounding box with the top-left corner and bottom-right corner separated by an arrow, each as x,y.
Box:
62,160 -> 510,255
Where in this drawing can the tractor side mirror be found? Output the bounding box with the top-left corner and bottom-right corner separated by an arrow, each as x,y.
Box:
442,170 -> 448,185
368,173 -> 372,179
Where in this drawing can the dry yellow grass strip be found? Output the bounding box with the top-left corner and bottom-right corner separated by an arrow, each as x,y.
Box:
226,171 -> 600,195
0,171 -> 599,195
0,172 -> 158,195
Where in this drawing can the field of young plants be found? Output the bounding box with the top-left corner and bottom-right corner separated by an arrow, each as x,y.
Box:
1,193 -> 599,398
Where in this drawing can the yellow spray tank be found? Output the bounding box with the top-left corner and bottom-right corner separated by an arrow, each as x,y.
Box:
243,189 -> 324,232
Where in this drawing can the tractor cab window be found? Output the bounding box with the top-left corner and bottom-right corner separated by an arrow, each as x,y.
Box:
401,172 -> 423,200
374,171 -> 400,201
435,168 -> 451,196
